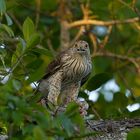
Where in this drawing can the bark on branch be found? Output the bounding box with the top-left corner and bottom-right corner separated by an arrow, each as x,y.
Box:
68,17 -> 140,28
86,118 -> 140,140
93,51 -> 140,73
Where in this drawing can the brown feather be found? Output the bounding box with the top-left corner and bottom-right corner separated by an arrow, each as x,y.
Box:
81,72 -> 91,86
41,50 -> 68,80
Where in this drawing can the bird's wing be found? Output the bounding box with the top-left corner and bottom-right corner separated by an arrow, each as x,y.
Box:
41,50 -> 68,80
81,72 -> 91,86
41,56 -> 61,80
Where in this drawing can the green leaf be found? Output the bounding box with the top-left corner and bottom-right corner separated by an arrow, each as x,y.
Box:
33,126 -> 47,140
112,92 -> 128,108
86,73 -> 112,90
31,47 -> 53,57
0,0 -> 6,14
27,63 -> 46,83
0,47 -> 6,56
65,102 -> 85,132
57,114 -> 74,137
5,13 -> 13,25
0,24 -> 14,37
25,136 -> 34,140
12,79 -> 22,91
78,91 -> 89,100
22,124 -> 35,135
12,111 -> 23,125
65,102 -> 79,117
11,40 -> 25,66
127,128 -> 140,140
26,33 -> 40,49
42,0 -> 58,11
23,17 -> 35,42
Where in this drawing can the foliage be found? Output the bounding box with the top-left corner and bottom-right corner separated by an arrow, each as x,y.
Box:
127,128 -> 140,140
0,0 -> 140,139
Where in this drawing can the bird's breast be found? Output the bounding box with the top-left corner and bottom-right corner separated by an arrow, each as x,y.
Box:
62,56 -> 92,84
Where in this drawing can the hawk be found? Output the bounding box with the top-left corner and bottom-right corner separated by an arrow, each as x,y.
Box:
39,40 -> 92,111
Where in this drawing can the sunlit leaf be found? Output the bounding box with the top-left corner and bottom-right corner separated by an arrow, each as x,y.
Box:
23,17 -> 35,42
26,33 -> 40,49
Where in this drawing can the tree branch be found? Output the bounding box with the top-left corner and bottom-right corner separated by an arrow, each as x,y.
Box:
102,25 -> 113,47
93,51 -> 140,73
68,17 -> 140,28
58,0 -> 71,50
47,39 -> 56,57
86,118 -> 140,140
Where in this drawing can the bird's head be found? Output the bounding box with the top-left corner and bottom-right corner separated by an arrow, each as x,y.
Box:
72,40 -> 90,56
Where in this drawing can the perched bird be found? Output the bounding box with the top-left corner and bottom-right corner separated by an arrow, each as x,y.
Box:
39,40 -> 92,109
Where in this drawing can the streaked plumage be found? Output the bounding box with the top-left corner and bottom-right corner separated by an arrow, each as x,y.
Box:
39,40 -> 92,106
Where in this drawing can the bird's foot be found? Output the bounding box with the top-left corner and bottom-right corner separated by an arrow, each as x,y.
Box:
40,98 -> 58,114
40,98 -> 89,116
63,97 -> 89,116
76,99 -> 89,116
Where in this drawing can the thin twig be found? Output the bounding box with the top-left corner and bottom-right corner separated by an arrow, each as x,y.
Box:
17,1 -> 49,17
118,71 -> 135,100
102,25 -> 113,47
118,0 -> 134,11
47,39 -> 56,57
91,107 -> 102,120
134,22 -> 140,30
0,44 -> 28,83
118,0 -> 140,17
89,32 -> 98,54
35,0 -> 41,29
57,0 -> 71,50
93,51 -> 140,73
10,54 -> 25,73
0,55 -> 7,71
70,26 -> 85,46
68,17 -> 140,28
8,13 -> 22,31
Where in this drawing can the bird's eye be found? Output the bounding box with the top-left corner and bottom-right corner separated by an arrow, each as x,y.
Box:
75,43 -> 78,47
77,48 -> 80,51
85,44 -> 88,48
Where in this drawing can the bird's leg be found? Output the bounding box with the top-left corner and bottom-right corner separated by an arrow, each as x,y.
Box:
47,72 -> 62,106
61,82 -> 80,105
61,82 -> 89,116
39,71 -> 62,110
55,82 -> 80,114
